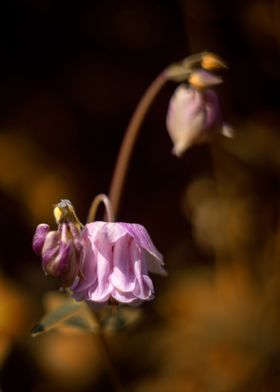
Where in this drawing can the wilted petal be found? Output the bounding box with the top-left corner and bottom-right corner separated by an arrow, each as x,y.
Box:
41,230 -> 60,273
32,224 -> 50,255
34,222 -> 82,286
33,200 -> 83,288
42,237 -> 71,277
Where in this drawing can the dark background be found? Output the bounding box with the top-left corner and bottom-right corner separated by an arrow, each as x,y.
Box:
0,0 -> 279,391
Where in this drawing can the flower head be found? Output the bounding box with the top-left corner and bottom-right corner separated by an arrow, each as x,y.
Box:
33,200 -> 82,287
166,70 -> 232,157
71,222 -> 166,307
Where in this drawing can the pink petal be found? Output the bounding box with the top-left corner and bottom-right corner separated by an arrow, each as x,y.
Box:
118,223 -> 166,276
32,224 -> 50,255
41,231 -> 60,272
87,237 -> 113,302
203,89 -> 223,130
130,241 -> 154,300
84,222 -> 128,245
111,288 -> 143,304
110,234 -> 136,292
71,237 -> 98,299
166,85 -> 206,155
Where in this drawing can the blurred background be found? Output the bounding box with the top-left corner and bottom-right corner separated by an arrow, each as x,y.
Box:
0,0 -> 280,391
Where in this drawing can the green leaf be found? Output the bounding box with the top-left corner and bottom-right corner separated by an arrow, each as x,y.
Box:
64,314 -> 99,333
31,301 -> 83,337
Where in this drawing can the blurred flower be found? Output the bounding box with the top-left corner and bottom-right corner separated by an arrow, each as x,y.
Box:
0,274 -> 34,367
33,200 -> 82,286
32,325 -> 101,390
166,71 -> 232,157
143,266 -> 280,392
71,221 -> 166,307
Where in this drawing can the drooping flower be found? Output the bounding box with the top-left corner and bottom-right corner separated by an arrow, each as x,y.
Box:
71,221 -> 166,307
166,70 -> 232,157
32,200 -> 82,286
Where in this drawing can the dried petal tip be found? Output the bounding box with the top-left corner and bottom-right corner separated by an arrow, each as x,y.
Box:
201,52 -> 227,70
53,199 -> 82,228
32,224 -> 50,255
189,70 -> 222,90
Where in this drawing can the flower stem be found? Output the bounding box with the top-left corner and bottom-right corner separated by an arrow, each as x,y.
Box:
90,311 -> 125,392
109,70 -> 168,218
87,193 -> 115,223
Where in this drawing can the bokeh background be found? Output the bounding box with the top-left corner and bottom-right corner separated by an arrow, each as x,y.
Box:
0,0 -> 280,391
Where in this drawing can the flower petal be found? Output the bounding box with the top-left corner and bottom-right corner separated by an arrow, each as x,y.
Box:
87,238 -> 113,302
71,236 -> 98,299
111,288 -> 143,304
203,89 -> 223,131
41,231 -> 60,272
118,223 -> 166,275
32,224 -> 50,255
166,85 -> 206,156
130,241 -> 154,300
110,234 -> 136,292
84,222 -> 128,245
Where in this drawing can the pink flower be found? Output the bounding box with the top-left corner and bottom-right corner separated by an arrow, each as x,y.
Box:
33,222 -> 82,286
71,222 -> 166,306
166,79 -> 232,157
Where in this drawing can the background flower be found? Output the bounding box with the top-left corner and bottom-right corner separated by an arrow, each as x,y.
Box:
166,82 -> 232,157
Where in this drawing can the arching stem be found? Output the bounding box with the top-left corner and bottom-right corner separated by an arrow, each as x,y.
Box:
108,70 -> 168,218
87,193 -> 115,223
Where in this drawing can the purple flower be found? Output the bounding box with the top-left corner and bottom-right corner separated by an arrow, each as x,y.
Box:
32,200 -> 82,287
71,222 -> 166,307
166,76 -> 232,157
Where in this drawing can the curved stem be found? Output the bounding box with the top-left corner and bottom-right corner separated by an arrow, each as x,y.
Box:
87,193 -> 114,223
109,69 -> 169,218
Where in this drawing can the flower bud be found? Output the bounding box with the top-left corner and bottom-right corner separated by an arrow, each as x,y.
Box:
33,200 -> 82,287
166,83 -> 232,157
